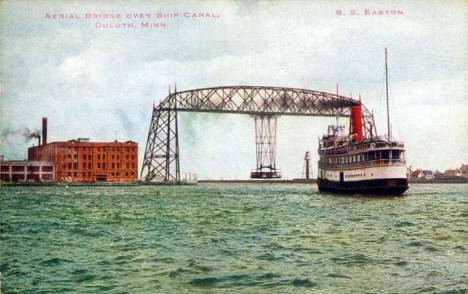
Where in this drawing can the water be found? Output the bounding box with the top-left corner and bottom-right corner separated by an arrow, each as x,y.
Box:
1,184 -> 467,294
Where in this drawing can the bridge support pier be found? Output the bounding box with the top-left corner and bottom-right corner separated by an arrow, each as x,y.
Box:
250,115 -> 281,179
141,93 -> 180,182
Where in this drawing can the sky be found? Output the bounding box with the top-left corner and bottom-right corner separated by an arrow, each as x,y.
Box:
0,0 -> 467,179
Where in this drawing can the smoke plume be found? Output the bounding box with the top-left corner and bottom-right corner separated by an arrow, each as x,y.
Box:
2,126 -> 40,143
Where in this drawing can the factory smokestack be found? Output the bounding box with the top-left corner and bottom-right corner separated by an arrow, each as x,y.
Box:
42,117 -> 47,145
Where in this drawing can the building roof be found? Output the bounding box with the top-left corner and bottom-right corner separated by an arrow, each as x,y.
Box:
28,140 -> 138,150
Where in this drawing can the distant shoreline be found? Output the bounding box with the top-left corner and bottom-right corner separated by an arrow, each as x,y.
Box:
409,178 -> 468,184
2,178 -> 468,186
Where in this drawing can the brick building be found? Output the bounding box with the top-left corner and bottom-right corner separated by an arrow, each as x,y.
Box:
23,117 -> 138,183
28,139 -> 138,183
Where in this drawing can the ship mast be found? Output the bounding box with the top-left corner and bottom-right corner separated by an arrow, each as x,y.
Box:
385,48 -> 391,142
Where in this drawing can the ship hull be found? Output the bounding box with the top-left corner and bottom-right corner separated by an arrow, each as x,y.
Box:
317,178 -> 408,195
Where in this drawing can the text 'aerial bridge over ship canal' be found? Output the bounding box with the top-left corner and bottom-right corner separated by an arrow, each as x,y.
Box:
141,86 -> 377,183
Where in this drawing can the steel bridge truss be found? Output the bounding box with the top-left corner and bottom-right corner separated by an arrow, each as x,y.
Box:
141,86 -> 377,182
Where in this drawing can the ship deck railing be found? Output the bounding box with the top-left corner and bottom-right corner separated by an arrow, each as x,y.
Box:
318,159 -> 406,170
320,141 -> 405,155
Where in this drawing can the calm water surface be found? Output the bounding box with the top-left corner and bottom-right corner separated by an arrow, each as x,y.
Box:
1,183 -> 467,293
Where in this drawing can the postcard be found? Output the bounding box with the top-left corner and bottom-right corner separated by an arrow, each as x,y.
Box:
1,0 -> 467,293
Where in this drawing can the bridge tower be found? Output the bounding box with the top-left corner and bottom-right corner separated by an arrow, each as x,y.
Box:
250,115 -> 281,179
141,87 -> 180,182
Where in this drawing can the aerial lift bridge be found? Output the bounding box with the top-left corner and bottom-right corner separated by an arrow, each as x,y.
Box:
141,86 -> 376,183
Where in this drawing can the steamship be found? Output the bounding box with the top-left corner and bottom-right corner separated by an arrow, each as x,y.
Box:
317,49 -> 409,195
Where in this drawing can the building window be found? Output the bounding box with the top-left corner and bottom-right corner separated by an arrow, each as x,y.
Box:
98,163 -> 101,168
112,163 -> 115,169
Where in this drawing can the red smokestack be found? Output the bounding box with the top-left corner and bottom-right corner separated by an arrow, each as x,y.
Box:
42,117 -> 47,145
350,106 -> 362,143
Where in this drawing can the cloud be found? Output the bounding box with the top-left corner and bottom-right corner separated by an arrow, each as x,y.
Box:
0,0 -> 467,175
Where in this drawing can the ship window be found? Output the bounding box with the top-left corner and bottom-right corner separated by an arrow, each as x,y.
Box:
382,150 -> 390,159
